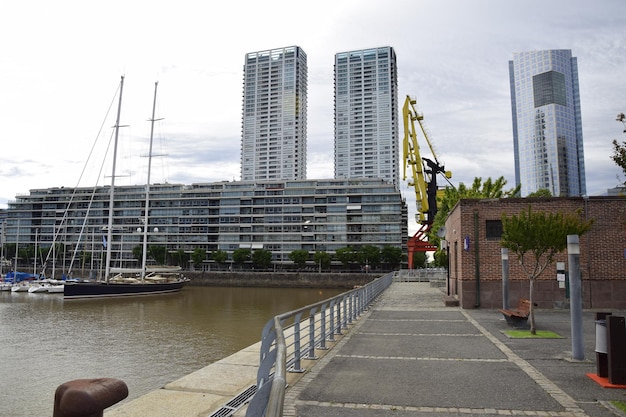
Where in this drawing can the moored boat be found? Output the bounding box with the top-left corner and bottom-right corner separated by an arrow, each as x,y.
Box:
63,78 -> 189,300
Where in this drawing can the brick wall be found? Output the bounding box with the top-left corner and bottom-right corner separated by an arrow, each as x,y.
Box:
445,196 -> 626,309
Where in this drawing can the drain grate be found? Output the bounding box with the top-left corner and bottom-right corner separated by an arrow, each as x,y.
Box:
208,385 -> 257,417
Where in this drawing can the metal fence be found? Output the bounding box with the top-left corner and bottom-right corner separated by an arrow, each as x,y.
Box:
244,272 -> 394,417
393,268 -> 447,283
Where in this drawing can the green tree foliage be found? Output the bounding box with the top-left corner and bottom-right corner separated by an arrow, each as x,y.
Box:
501,205 -> 593,334
335,246 -> 357,267
381,245 -> 402,268
232,248 -> 251,267
288,249 -> 309,269
252,249 -> 272,270
191,248 -> 206,269
357,245 -> 380,268
430,176 -> 521,256
211,249 -> 228,265
313,250 -> 331,271
173,249 -> 190,267
433,248 -> 448,268
132,245 -> 142,261
527,188 -> 552,197
132,244 -> 167,264
611,138 -> 626,185
412,251 -> 428,269
148,245 -> 167,265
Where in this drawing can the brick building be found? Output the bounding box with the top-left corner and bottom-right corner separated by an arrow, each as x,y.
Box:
444,196 -> 626,309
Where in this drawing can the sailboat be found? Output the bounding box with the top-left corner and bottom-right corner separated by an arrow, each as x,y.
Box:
63,77 -> 190,299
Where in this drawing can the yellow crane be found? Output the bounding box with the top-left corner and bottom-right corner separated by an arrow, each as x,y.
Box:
402,95 -> 451,269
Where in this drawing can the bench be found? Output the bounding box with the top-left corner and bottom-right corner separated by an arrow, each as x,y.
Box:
498,299 -> 531,328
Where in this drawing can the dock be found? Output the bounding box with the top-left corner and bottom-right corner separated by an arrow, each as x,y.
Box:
106,282 -> 626,417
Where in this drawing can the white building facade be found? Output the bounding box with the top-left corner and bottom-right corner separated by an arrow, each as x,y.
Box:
4,179 -> 406,272
334,47 -> 400,189
241,46 -> 308,181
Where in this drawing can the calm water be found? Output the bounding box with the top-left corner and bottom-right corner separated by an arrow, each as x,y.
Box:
0,286 -> 342,417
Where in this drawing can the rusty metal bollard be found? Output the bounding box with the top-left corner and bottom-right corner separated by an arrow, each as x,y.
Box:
53,378 -> 129,417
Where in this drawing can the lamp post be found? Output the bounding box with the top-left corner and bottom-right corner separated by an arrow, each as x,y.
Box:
138,223 -> 159,280
501,248 -> 509,310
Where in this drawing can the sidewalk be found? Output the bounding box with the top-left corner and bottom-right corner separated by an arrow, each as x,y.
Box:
284,282 -> 626,417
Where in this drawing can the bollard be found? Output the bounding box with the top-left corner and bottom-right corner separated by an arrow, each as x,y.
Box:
54,378 -> 128,417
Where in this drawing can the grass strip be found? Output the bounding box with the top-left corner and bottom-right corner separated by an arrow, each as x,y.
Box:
611,401 -> 626,412
505,329 -> 562,338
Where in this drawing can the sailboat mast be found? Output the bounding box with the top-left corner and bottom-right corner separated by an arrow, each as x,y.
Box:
141,81 -> 159,280
105,76 -> 125,280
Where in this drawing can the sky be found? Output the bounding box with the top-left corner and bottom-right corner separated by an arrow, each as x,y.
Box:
1,0 -> 625,235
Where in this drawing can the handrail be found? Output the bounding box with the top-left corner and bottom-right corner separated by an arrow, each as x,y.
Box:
245,272 -> 394,417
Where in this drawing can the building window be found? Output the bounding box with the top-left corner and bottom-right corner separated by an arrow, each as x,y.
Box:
485,220 -> 503,239
533,71 -> 566,107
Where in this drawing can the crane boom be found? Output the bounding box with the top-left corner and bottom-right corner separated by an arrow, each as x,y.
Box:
402,95 -> 451,269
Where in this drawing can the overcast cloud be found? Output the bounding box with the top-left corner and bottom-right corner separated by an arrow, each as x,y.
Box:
1,0 -> 624,234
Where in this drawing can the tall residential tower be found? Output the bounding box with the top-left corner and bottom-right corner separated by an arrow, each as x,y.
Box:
334,47 -> 399,188
509,49 -> 586,197
241,46 -> 308,181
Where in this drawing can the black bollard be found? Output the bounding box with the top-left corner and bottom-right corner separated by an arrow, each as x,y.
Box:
53,378 -> 128,417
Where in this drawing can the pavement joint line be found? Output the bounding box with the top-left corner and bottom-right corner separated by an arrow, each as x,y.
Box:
282,288 -> 379,417
368,318 -> 467,322
358,332 -> 484,337
460,310 -> 590,417
335,354 -> 509,362
293,400 -> 581,416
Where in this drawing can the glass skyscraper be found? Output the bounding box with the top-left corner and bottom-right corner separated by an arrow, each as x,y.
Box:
334,47 -> 399,189
241,46 -> 308,181
509,49 -> 586,197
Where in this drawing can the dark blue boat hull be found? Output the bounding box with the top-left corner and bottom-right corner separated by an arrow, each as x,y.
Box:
63,280 -> 187,299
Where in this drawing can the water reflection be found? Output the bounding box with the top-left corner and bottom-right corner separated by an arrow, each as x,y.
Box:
0,286 -> 342,417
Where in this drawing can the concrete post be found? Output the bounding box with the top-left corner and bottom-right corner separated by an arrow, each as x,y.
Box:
501,248 -> 509,310
567,235 -> 584,361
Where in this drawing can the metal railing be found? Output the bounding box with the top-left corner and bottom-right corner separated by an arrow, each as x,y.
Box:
245,272 -> 394,417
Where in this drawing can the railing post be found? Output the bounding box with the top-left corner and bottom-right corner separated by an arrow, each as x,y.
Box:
335,299 -> 343,335
291,312 -> 305,372
347,293 -> 354,324
342,296 -> 348,330
306,307 -> 318,359
328,300 -> 336,341
319,303 -> 328,350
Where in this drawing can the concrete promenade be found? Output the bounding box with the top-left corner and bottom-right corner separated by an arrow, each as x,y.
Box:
285,282 -> 626,417
106,282 -> 626,417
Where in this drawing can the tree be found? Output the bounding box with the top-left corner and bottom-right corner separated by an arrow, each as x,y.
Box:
191,248 -> 206,269
335,246 -> 357,268
433,248 -> 448,268
412,251 -> 428,269
252,249 -> 272,270
527,188 -> 552,197
288,249 -> 309,270
430,176 -> 521,258
148,245 -> 167,265
500,205 -> 593,334
611,113 -> 626,185
211,250 -> 228,269
313,250 -> 331,272
357,245 -> 380,270
173,249 -> 190,268
611,139 -> 626,186
381,246 -> 402,269
232,248 -> 251,269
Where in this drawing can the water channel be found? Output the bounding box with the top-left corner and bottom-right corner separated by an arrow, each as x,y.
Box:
0,286 -> 344,417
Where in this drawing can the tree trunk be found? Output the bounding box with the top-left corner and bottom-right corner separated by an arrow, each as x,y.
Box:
529,278 -> 536,335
